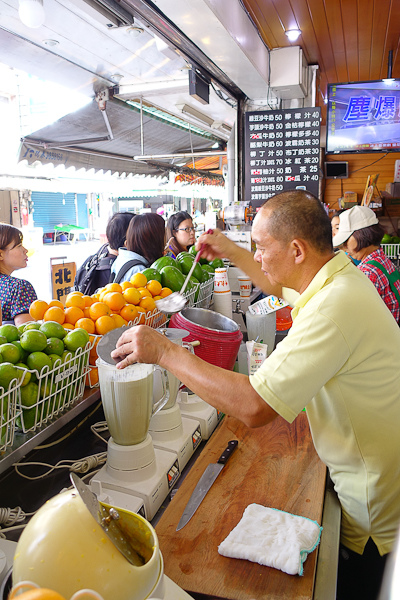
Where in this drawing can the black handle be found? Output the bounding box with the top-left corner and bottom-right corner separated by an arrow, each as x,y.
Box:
217,440 -> 238,465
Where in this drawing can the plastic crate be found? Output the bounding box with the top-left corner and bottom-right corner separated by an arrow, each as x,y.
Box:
0,375 -> 23,453
16,340 -> 93,434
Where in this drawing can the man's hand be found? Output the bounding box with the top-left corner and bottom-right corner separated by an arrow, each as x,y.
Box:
196,228 -> 237,262
111,325 -> 172,369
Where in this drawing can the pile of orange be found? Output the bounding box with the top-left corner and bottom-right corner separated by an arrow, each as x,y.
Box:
29,274 -> 173,387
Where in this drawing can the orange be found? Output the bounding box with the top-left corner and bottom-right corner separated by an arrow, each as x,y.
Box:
8,586 -> 66,600
82,295 -> 94,307
95,315 -> 116,335
99,290 -> 108,302
130,272 -> 147,288
139,296 -> 156,312
48,299 -> 64,309
153,295 -> 162,301
160,287 -> 173,298
135,305 -> 147,324
139,289 -> 152,299
65,294 -> 85,310
120,304 -> 139,323
89,302 -> 111,321
146,280 -> 162,297
29,300 -> 49,320
85,366 -> 99,387
103,291 -> 125,312
43,306 -> 65,324
91,293 -> 100,302
89,336 -> 99,364
75,317 -> 96,334
63,322 -> 74,330
64,306 -> 84,325
121,281 -> 134,291
122,287 -> 141,305
111,313 -> 128,328
83,307 -> 92,319
105,282 -> 123,293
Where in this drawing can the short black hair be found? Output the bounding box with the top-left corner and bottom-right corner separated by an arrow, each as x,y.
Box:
351,224 -> 385,251
106,212 -> 135,251
0,223 -> 23,250
166,211 -> 193,239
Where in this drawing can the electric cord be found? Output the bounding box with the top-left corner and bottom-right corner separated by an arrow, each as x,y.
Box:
13,452 -> 107,481
90,421 -> 109,444
0,506 -> 36,539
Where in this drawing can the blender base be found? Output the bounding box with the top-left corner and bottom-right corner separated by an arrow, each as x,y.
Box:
178,391 -> 221,439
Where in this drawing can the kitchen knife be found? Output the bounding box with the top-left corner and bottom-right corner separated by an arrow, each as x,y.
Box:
176,440 -> 238,531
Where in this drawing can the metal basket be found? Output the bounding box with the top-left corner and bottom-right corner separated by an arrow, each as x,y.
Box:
16,340 -> 92,434
194,275 -> 215,309
0,375 -> 23,453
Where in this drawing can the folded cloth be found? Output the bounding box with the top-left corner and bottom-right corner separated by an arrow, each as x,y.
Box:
218,503 -> 322,576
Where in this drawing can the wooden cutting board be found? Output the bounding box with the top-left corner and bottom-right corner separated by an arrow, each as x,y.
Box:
156,413 -> 326,600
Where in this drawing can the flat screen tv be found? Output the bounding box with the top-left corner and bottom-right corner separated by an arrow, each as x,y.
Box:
326,79 -> 400,154
324,161 -> 348,179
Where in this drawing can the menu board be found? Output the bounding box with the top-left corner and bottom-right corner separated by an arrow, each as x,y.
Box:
244,107 -> 321,205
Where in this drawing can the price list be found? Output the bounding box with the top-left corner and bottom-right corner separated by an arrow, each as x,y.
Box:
244,107 -> 321,205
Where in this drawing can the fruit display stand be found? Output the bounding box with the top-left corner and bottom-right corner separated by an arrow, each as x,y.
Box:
381,243 -> 400,267
0,376 -> 23,454
194,275 -> 214,309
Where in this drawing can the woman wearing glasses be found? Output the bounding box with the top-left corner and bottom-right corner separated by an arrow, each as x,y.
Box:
165,211 -> 196,259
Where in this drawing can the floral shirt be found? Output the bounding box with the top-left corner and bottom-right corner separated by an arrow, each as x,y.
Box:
358,248 -> 400,322
0,274 -> 37,323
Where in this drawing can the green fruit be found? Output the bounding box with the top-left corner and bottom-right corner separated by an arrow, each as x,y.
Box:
141,268 -> 162,284
47,353 -> 63,368
12,341 -> 29,362
0,335 -> 7,346
381,233 -> 392,244
64,328 -> 89,352
189,245 -> 197,256
38,380 -> 57,399
23,322 -> 41,331
188,276 -> 200,302
16,363 -> 31,387
39,321 -> 67,340
20,330 -> 48,353
44,337 -> 65,356
160,265 -> 186,292
0,343 -> 21,364
176,252 -> 192,261
210,258 -> 225,269
151,256 -> 179,272
201,268 -> 213,280
19,381 -> 40,430
392,236 -> 400,244
202,264 -> 215,274
0,362 -> 19,390
26,352 -> 52,374
0,324 -> 19,343
17,323 -> 28,336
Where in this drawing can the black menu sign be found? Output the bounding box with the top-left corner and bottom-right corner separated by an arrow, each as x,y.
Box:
244,107 -> 321,205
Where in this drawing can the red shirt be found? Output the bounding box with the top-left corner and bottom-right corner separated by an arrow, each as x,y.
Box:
358,248 -> 400,322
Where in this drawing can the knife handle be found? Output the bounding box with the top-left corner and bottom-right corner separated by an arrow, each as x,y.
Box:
217,440 -> 238,465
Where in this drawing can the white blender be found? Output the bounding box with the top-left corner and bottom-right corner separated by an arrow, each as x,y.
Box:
149,329 -> 202,470
90,329 -> 180,521
177,387 -> 222,440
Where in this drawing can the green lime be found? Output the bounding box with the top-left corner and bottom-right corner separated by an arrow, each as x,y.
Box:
0,343 -> 21,364
23,322 -> 42,331
17,323 -> 28,336
160,265 -> 186,292
151,255 -> 180,272
47,353 -> 63,368
61,350 -> 74,363
64,328 -> 89,352
0,362 -> 19,390
26,352 -> 52,374
39,321 -> 67,340
0,324 -> 19,342
38,380 -> 56,399
20,381 -> 39,407
202,264 -> 215,274
0,335 -> 7,346
210,258 -> 224,269
20,330 -> 48,353
15,363 -> 31,387
44,337 -> 64,356
12,341 -> 29,362
141,268 -> 162,284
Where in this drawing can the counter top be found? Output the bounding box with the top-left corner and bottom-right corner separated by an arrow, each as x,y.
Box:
155,412 -> 326,600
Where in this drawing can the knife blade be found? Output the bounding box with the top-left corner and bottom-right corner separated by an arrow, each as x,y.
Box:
176,440 -> 238,531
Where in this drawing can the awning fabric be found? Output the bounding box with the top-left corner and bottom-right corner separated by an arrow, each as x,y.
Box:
18,97 -> 222,178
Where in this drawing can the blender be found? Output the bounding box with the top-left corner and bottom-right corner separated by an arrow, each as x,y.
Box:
148,329 -> 202,470
90,330 -> 181,521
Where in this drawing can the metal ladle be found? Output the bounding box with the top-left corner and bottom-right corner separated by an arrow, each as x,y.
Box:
155,229 -> 213,314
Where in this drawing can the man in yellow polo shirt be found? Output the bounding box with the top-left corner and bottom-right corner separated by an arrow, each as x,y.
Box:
112,190 -> 400,600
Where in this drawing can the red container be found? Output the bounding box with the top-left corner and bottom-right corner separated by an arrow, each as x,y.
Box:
276,306 -> 293,331
169,308 -> 243,371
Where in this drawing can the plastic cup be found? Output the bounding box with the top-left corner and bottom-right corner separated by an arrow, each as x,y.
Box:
238,276 -> 252,298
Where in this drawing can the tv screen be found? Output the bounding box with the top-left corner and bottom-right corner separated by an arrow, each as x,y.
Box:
324,161 -> 348,179
326,79 -> 400,154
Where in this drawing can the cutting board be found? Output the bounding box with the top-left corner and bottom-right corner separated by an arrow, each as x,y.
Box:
156,413 -> 326,600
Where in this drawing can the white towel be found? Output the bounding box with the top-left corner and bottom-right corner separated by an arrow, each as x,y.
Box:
218,503 -> 322,576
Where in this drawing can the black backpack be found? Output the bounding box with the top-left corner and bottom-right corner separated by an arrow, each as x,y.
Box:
109,259 -> 147,284
73,244 -> 116,295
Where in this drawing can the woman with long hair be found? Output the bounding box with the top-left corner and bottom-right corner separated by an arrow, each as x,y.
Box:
0,223 -> 37,325
165,211 -> 195,259
110,212 -> 166,284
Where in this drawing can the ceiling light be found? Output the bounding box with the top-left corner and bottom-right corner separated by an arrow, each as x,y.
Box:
176,103 -> 214,127
43,39 -> 59,46
285,29 -> 301,42
19,0 -> 45,28
127,26 -> 144,38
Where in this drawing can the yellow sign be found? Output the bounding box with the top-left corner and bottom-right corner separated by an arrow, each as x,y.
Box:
51,258 -> 76,304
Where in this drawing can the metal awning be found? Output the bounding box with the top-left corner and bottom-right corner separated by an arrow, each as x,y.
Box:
17,96 -> 225,179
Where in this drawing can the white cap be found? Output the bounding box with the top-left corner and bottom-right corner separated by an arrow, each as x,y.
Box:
333,205 -> 379,247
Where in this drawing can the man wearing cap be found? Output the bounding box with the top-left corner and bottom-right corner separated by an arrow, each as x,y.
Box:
113,191 -> 400,600
334,205 -> 400,322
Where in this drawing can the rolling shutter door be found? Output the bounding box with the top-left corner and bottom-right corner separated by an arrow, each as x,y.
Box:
31,192 -> 77,232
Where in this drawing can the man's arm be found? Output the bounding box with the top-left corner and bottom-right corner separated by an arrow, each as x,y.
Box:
112,326 -> 278,429
197,229 -> 282,297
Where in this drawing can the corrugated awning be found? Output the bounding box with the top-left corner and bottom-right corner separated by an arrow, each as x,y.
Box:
17,96 -> 224,179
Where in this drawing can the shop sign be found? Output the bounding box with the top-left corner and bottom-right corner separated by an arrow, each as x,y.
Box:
51,257 -> 76,304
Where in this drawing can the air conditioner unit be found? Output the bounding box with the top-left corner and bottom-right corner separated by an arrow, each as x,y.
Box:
270,46 -> 308,99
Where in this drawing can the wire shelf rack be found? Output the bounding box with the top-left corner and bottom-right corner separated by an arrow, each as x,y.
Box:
0,376 -> 23,453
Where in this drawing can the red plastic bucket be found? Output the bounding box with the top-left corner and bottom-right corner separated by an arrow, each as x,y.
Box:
169,308 -> 243,371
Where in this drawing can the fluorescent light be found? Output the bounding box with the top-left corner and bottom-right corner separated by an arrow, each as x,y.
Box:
285,29 -> 301,42
176,103 -> 214,127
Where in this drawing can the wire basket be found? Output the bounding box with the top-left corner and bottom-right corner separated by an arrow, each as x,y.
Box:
381,243 -> 400,263
0,375 -> 23,453
194,275 -> 215,309
15,340 -> 93,434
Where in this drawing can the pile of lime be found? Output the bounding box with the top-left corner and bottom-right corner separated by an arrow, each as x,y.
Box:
0,322 -> 90,432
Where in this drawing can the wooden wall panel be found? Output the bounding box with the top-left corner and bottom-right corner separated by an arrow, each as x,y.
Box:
322,152 -> 400,213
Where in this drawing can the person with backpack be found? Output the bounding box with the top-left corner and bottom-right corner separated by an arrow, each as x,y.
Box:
110,212 -> 166,284
74,212 -> 134,295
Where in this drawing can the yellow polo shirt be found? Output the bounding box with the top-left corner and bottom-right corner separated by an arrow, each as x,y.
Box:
250,251 -> 400,555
